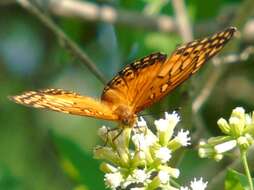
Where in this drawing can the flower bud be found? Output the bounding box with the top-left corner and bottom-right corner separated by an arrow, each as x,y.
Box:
229,117 -> 244,136
159,165 -> 180,178
93,146 -> 120,165
131,151 -> 147,168
217,118 -> 231,135
237,136 -> 250,150
207,136 -> 232,145
231,107 -> 245,121
214,140 -> 237,154
100,162 -> 117,173
214,154 -> 223,161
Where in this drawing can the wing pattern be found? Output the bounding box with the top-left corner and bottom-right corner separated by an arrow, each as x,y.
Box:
134,26 -> 236,112
10,89 -> 119,121
10,27 -> 236,126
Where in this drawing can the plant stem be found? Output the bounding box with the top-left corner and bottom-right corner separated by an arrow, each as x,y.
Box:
241,150 -> 253,190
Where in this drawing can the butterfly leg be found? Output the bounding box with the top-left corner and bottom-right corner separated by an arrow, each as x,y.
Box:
112,128 -> 124,143
103,127 -> 120,146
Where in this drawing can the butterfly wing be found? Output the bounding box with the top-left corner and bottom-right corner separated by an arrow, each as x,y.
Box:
101,52 -> 167,109
10,89 -> 119,121
132,27 -> 236,112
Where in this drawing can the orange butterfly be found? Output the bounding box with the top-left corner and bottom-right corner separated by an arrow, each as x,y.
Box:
10,27 -> 236,127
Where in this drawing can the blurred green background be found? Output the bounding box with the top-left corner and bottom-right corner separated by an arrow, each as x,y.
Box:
0,0 -> 254,189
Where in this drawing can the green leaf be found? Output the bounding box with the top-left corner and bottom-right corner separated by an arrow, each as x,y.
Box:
0,165 -> 25,190
225,169 -> 254,190
51,132 -> 105,190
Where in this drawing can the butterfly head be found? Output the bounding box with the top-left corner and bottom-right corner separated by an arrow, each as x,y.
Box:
114,105 -> 137,127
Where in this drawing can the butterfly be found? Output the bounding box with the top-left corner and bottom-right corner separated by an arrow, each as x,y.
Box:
10,27 -> 236,127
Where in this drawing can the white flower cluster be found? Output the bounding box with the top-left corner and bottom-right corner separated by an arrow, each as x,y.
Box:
94,112 -> 192,189
180,177 -> 208,190
199,107 -> 254,161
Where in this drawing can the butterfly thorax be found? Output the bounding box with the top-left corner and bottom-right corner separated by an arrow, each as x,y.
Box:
113,104 -> 137,127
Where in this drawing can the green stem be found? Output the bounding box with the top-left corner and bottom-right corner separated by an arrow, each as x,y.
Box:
241,150 -> 253,190
170,178 -> 181,188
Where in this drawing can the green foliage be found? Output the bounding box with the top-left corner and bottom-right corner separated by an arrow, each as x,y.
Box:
0,166 -> 25,190
225,169 -> 254,190
51,132 -> 105,190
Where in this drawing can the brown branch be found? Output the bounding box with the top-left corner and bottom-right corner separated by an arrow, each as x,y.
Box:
48,0 -> 176,33
17,0 -> 107,84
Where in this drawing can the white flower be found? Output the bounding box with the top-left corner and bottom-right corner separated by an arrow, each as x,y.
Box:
232,107 -> 245,118
155,111 -> 180,132
136,117 -> 147,127
144,130 -> 158,146
132,129 -> 157,148
155,147 -> 172,163
214,140 -> 237,154
158,170 -> 170,184
132,169 -> 150,183
123,170 -> 149,189
190,177 -> 208,190
132,133 -> 148,150
165,111 -> 180,125
104,172 -> 123,189
176,129 -> 191,146
155,118 -> 170,132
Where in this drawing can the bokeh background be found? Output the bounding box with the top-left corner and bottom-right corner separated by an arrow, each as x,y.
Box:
0,0 -> 254,189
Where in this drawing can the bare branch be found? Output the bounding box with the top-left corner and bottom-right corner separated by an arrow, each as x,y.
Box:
17,0 -> 107,84
172,0 -> 193,42
48,0 -> 176,33
192,0 -> 254,114
193,46 -> 254,113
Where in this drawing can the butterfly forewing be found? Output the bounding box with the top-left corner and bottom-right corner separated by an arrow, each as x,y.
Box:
101,52 -> 167,109
10,89 -> 119,121
133,27 -> 236,112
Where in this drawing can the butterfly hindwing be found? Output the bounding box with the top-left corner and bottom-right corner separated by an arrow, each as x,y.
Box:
10,89 -> 119,121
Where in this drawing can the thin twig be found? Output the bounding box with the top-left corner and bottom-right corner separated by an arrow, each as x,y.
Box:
192,0 -> 254,114
49,0 -> 176,33
193,46 -> 254,113
171,0 -> 193,42
5,0 -> 253,38
17,0 -> 107,84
